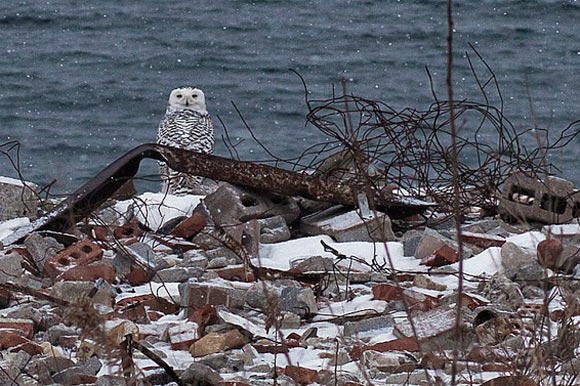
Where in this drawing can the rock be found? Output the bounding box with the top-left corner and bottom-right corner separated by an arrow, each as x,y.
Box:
95,375 -> 127,386
279,311 -> 301,329
501,241 -> 545,284
198,352 -> 244,373
0,250 -> 23,283
279,286 -> 318,317
108,320 -> 139,345
478,273 -> 525,311
290,255 -> 334,272
181,362 -> 224,385
52,366 -> 97,385
0,177 -> 41,221
258,215 -> 291,244
207,256 -> 229,269
46,324 -> 78,345
401,229 -> 423,257
23,233 -> 64,271
152,266 -> 203,282
343,315 -> 394,337
182,250 -> 209,268
414,228 -> 456,259
300,205 -> 395,242
50,280 -> 114,307
127,242 -> 162,267
189,328 -> 248,357
361,350 -> 417,373
480,375 -> 539,386
413,274 -> 447,291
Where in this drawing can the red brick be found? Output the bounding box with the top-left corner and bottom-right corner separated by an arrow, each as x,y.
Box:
0,318 -> 34,338
283,365 -> 319,384
127,266 -> 150,285
482,363 -> 511,372
188,304 -> 218,335
113,221 -> 143,239
459,293 -> 489,310
350,337 -> 419,360
253,343 -> 289,354
286,332 -> 301,341
213,265 -> 255,282
420,244 -> 458,267
44,238 -> 103,279
372,284 -> 438,311
171,211 -> 207,239
92,226 -> 110,241
57,262 -> 115,282
460,232 -> 506,248
0,330 -> 43,355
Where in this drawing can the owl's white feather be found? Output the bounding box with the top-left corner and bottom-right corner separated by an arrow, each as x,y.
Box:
156,86 -> 215,195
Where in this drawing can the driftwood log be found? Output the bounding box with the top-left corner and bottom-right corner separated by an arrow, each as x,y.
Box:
1,143 -> 432,246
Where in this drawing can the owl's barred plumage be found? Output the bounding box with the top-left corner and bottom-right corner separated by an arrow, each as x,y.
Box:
156,86 -> 215,195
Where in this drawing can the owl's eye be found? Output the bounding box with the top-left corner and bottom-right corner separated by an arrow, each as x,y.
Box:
176,94 -> 183,98
192,94 -> 198,98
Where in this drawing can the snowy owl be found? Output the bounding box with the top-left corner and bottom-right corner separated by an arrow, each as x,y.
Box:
157,86 -> 215,195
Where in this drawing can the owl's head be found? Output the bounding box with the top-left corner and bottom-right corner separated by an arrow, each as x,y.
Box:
166,86 -> 207,114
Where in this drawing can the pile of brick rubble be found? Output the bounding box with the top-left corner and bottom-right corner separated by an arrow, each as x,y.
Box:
1,176 -> 580,386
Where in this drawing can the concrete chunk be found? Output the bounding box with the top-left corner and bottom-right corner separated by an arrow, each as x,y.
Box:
300,205 -> 395,242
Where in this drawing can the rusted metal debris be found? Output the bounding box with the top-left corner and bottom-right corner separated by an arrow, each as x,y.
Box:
1,143 -> 434,246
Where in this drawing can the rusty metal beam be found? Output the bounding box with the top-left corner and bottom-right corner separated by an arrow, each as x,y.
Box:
1,143 -> 433,246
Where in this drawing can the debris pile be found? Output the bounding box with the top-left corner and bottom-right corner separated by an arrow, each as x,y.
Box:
1,173 -> 580,386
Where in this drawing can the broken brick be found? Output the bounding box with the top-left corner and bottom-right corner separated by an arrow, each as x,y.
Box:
213,265 -> 255,282
57,262 -> 115,282
0,330 -> 43,355
480,375 -> 538,386
188,304 -> 218,335
113,221 -> 143,239
171,210 -> 208,239
372,284 -> 439,311
0,318 -> 34,338
350,337 -> 419,360
44,238 -> 103,279
283,365 -> 319,385
536,238 -> 563,271
420,244 -> 458,267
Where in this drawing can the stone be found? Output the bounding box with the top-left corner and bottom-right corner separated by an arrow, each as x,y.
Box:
51,280 -> 114,307
182,250 -> 209,268
414,228 -> 456,259
401,229 -> 423,257
23,233 -> 64,271
361,350 -> 418,373
258,215 -> 291,244
0,250 -> 23,283
343,315 -> 394,337
127,242 -> 162,267
394,306 -> 473,351
189,328 -> 248,357
52,366 -> 97,385
204,182 -> 300,226
279,286 -> 318,317
413,274 -> 447,290
501,241 -> 536,271
181,363 -> 224,385
0,177 -> 41,221
279,312 -> 301,329
47,324 -> 78,345
152,266 -> 203,282
300,205 -> 395,242
208,256 -> 229,269
108,320 -> 139,345
198,352 -> 245,373
290,255 -> 334,272
478,273 -> 525,311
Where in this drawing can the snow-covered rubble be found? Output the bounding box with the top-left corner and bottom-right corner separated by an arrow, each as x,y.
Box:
1,181 -> 580,386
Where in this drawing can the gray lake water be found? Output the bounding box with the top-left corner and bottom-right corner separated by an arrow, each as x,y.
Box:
1,0 -> 580,194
